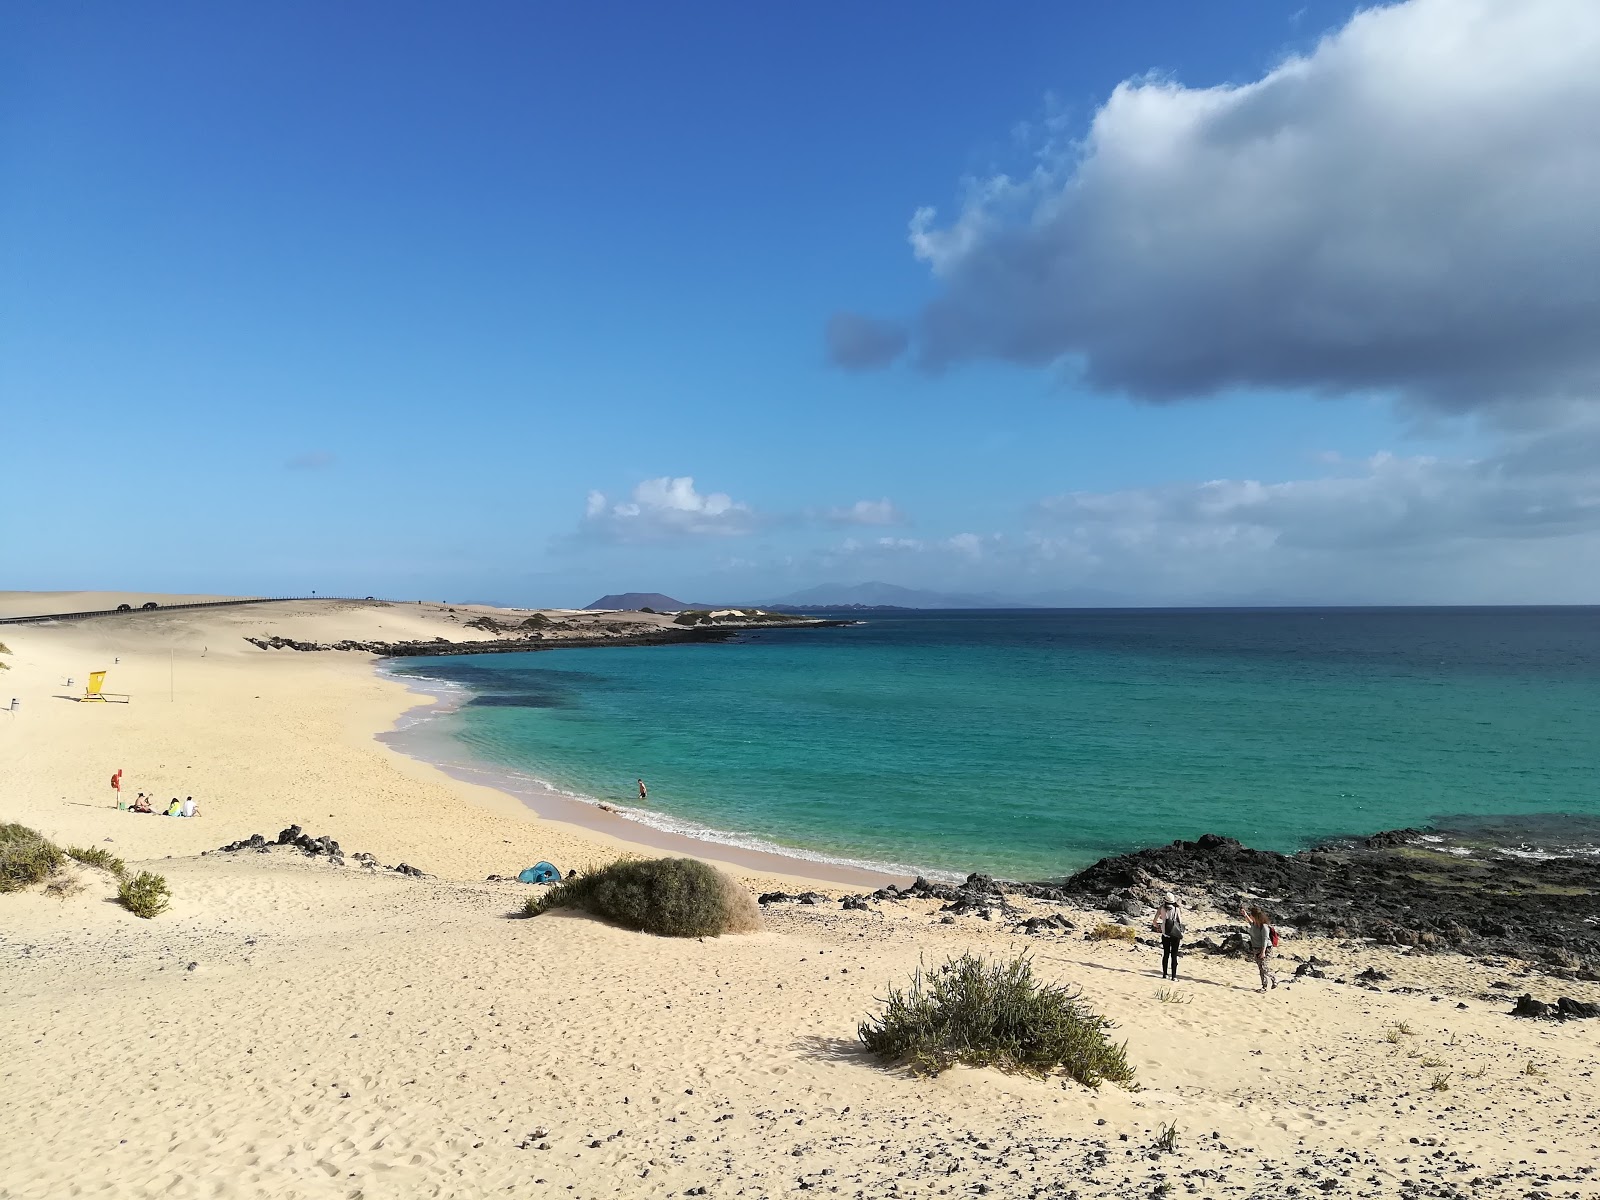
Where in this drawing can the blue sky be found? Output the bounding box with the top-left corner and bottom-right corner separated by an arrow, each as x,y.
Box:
5,1 -> 1597,606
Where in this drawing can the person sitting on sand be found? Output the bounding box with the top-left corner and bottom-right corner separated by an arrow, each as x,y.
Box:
180,797 -> 199,818
1242,904 -> 1278,992
1151,892 -> 1184,980
130,794 -> 153,814
165,798 -> 182,817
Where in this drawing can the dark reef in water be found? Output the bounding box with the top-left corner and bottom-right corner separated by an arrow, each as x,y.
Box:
243,620 -> 853,657
1047,829 -> 1598,978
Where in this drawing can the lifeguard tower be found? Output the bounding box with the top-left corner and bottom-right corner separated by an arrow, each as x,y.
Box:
79,671 -> 130,703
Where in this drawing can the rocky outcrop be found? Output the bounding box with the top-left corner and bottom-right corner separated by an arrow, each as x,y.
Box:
1512,993 -> 1600,1020
243,620 -> 850,658
1047,831 -> 1600,976
210,824 -> 428,878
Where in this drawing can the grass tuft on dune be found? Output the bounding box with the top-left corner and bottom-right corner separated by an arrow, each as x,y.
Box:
0,823 -> 65,893
858,951 -> 1136,1089
117,871 -> 172,919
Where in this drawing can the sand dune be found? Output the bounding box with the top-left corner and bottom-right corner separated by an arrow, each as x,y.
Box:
3,594 -> 1598,1199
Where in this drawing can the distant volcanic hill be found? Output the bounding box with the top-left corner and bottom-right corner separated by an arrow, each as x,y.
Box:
585,592 -> 722,611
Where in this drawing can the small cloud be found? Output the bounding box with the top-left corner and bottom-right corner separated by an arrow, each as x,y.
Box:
945,532 -> 998,557
286,451 -> 335,470
824,498 -> 906,526
825,311 -> 909,370
580,476 -> 757,542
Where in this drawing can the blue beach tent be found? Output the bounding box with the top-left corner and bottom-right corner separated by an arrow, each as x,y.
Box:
518,861 -> 561,884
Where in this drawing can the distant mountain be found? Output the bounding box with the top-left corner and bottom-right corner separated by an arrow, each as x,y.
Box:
588,582 -> 1141,613
585,592 -> 723,611
767,581 -> 1006,609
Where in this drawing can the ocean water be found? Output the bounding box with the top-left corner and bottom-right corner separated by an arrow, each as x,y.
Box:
385,608 -> 1600,879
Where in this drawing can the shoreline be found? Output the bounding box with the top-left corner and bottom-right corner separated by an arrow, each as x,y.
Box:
373,666 -> 917,888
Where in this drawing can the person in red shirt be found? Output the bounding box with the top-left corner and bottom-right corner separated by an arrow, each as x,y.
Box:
110,769 -> 123,805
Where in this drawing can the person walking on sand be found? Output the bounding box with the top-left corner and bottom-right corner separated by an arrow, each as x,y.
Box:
110,768 -> 123,805
1242,904 -> 1278,991
1151,892 -> 1184,980
637,778 -> 648,802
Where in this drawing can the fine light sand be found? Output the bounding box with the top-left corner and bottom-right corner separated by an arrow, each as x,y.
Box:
2,595 -> 1598,1200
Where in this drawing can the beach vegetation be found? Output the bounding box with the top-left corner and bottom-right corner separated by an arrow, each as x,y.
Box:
45,874 -> 85,900
0,823 -> 65,893
1524,1061 -> 1544,1077
522,856 -> 763,937
1087,922 -> 1137,942
673,610 -> 713,626
1154,987 -> 1191,1005
856,951 -> 1136,1089
1466,1063 -> 1489,1079
1420,1055 -> 1447,1068
117,871 -> 171,919
1153,1121 -> 1180,1153
66,845 -> 126,877
1427,1070 -> 1452,1092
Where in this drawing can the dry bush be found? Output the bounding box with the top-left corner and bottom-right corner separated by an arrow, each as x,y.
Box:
858,952 -> 1135,1089
524,856 -> 762,937
45,873 -> 86,900
117,871 -> 171,919
1088,923 -> 1137,942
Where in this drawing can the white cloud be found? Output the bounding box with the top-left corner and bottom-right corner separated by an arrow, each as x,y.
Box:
945,532 -> 993,557
581,477 -> 756,541
824,498 -> 906,526
1038,430 -> 1600,551
1027,421 -> 1600,600
851,0 -> 1600,420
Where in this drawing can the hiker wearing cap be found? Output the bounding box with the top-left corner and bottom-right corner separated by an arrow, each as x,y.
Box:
1151,892 -> 1185,980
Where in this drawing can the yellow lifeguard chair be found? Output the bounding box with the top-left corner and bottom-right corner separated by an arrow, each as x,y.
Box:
80,671 -> 130,703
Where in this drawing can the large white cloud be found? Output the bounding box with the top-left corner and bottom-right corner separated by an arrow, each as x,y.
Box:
582,477 -> 757,541
1028,421 -> 1600,600
578,481 -> 912,542
848,0 -> 1600,418
1038,426 -> 1600,551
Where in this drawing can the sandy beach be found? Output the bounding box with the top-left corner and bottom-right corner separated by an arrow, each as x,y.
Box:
3,594 -> 1598,1200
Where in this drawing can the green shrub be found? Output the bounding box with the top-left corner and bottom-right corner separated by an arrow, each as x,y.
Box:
66,846 -> 126,877
857,952 -> 1136,1088
117,871 -> 171,918
673,610 -> 711,626
1088,922 -> 1137,942
524,856 -> 763,937
0,823 -> 65,893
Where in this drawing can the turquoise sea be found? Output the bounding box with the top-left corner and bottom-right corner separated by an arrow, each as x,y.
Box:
385,608 -> 1600,879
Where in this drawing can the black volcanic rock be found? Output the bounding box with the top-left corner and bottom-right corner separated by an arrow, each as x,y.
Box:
1046,830 -> 1599,974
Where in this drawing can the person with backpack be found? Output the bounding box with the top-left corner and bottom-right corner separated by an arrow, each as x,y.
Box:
1151,892 -> 1185,980
1241,904 -> 1278,991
